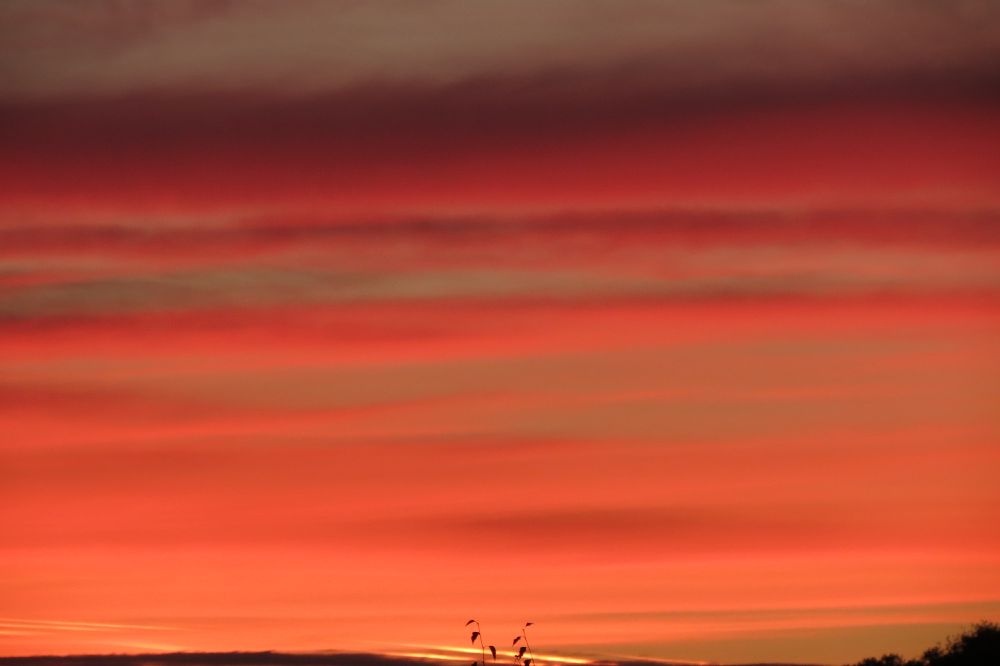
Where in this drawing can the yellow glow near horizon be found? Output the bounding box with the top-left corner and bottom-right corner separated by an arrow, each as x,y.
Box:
386,652 -> 474,662
403,644 -> 593,665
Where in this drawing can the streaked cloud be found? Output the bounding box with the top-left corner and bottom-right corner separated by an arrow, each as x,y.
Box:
1,1 -> 998,98
1,2 -> 997,664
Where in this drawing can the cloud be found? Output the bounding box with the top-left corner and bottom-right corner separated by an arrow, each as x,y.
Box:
0,1 -> 998,98
1,5 -> 998,663
2,83 -> 997,214
2,208 -> 999,322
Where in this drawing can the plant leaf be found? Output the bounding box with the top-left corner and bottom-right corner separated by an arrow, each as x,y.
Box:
471,631 -> 480,643
524,660 -> 532,666
525,622 -> 534,627
489,646 -> 497,660
518,647 -> 526,657
513,637 -> 521,646
466,620 -> 477,626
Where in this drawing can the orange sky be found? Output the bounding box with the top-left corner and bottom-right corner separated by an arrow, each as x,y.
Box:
2,2 -> 999,664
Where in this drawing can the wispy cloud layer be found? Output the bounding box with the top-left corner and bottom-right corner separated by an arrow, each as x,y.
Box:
2,1 -> 999,98
1,2 -> 998,664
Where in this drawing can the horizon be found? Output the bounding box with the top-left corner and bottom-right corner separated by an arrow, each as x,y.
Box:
2,2 -> 998,665
1,626 -> 996,666
0,644 -> 951,666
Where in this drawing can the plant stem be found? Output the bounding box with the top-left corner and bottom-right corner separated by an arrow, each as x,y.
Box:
522,626 -> 535,666
477,621 -> 486,666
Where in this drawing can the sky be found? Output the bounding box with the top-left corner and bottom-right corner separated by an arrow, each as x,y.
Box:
1,1 -> 999,664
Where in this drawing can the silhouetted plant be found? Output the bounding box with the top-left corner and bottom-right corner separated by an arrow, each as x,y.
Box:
465,619 -> 496,666
512,622 -> 536,666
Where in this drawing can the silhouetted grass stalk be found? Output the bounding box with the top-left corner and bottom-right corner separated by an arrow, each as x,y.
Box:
465,619 -> 496,666
521,622 -> 536,666
512,622 -> 536,666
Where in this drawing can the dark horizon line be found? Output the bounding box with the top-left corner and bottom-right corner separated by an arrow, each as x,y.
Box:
0,651 -> 821,666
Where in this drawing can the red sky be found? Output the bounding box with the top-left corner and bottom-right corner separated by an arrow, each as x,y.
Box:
1,2 -> 999,664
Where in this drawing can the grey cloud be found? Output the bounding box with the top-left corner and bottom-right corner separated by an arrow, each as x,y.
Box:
0,1 -> 998,98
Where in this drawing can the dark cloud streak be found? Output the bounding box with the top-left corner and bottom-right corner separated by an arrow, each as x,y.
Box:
1,83 -> 997,212
1,1 -> 999,99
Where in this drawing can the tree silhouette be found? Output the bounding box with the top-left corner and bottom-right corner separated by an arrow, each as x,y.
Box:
848,621 -> 999,666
